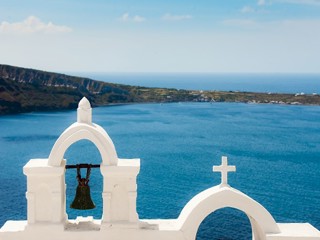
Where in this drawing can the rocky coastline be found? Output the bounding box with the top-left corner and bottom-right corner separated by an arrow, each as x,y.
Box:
1,64 -> 319,115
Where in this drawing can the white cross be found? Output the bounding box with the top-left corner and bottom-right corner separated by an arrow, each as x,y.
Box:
213,156 -> 236,186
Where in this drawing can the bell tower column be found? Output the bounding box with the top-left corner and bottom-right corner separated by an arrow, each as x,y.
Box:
23,159 -> 66,227
100,158 -> 140,227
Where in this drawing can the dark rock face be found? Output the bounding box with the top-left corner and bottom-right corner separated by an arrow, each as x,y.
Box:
0,64 -> 201,115
0,65 -> 134,115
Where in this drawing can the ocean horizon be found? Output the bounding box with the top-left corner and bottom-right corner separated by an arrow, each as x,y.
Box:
71,73 -> 320,94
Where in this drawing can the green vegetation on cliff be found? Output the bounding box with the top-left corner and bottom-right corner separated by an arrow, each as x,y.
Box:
0,64 -> 194,114
0,64 -> 319,115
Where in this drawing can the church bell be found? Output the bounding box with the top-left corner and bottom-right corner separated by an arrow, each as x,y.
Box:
68,164 -> 97,210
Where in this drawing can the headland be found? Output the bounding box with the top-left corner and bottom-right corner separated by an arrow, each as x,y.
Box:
1,64 -> 319,115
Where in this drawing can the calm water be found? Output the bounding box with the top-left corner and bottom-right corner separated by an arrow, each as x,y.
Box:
0,102 -> 320,239
80,73 -> 320,94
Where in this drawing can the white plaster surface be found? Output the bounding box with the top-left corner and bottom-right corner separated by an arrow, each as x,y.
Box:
267,223 -> 320,239
48,123 -> 118,166
213,156 -> 235,186
77,97 -> 92,124
177,186 -> 281,240
1,97 -> 319,240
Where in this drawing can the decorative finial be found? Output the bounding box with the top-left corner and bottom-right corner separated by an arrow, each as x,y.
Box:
213,156 -> 236,187
77,97 -> 92,124
79,97 -> 91,109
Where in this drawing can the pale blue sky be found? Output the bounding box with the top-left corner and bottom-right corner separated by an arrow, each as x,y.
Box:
0,0 -> 320,73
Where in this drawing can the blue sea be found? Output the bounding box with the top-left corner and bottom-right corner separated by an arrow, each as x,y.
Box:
82,73 -> 320,94
1,75 -> 320,239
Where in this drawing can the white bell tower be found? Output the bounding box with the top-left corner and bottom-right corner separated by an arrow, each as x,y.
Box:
23,97 -> 140,229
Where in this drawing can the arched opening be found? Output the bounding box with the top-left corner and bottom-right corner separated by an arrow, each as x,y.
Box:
177,187 -> 279,240
64,139 -> 103,220
196,207 -> 253,240
48,123 -> 118,167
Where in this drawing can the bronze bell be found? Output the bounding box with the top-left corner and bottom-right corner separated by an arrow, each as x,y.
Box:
70,165 -> 95,210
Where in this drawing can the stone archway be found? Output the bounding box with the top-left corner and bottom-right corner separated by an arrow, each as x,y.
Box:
177,186 -> 280,240
48,123 -> 118,167
48,97 -> 118,167
63,139 -> 104,219
196,207 -> 253,239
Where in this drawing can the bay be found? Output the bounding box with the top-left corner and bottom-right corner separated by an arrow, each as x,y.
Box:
0,102 -> 319,239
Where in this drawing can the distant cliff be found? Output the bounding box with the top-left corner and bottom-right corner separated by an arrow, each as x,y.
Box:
1,64 -> 320,115
0,64 -> 194,114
